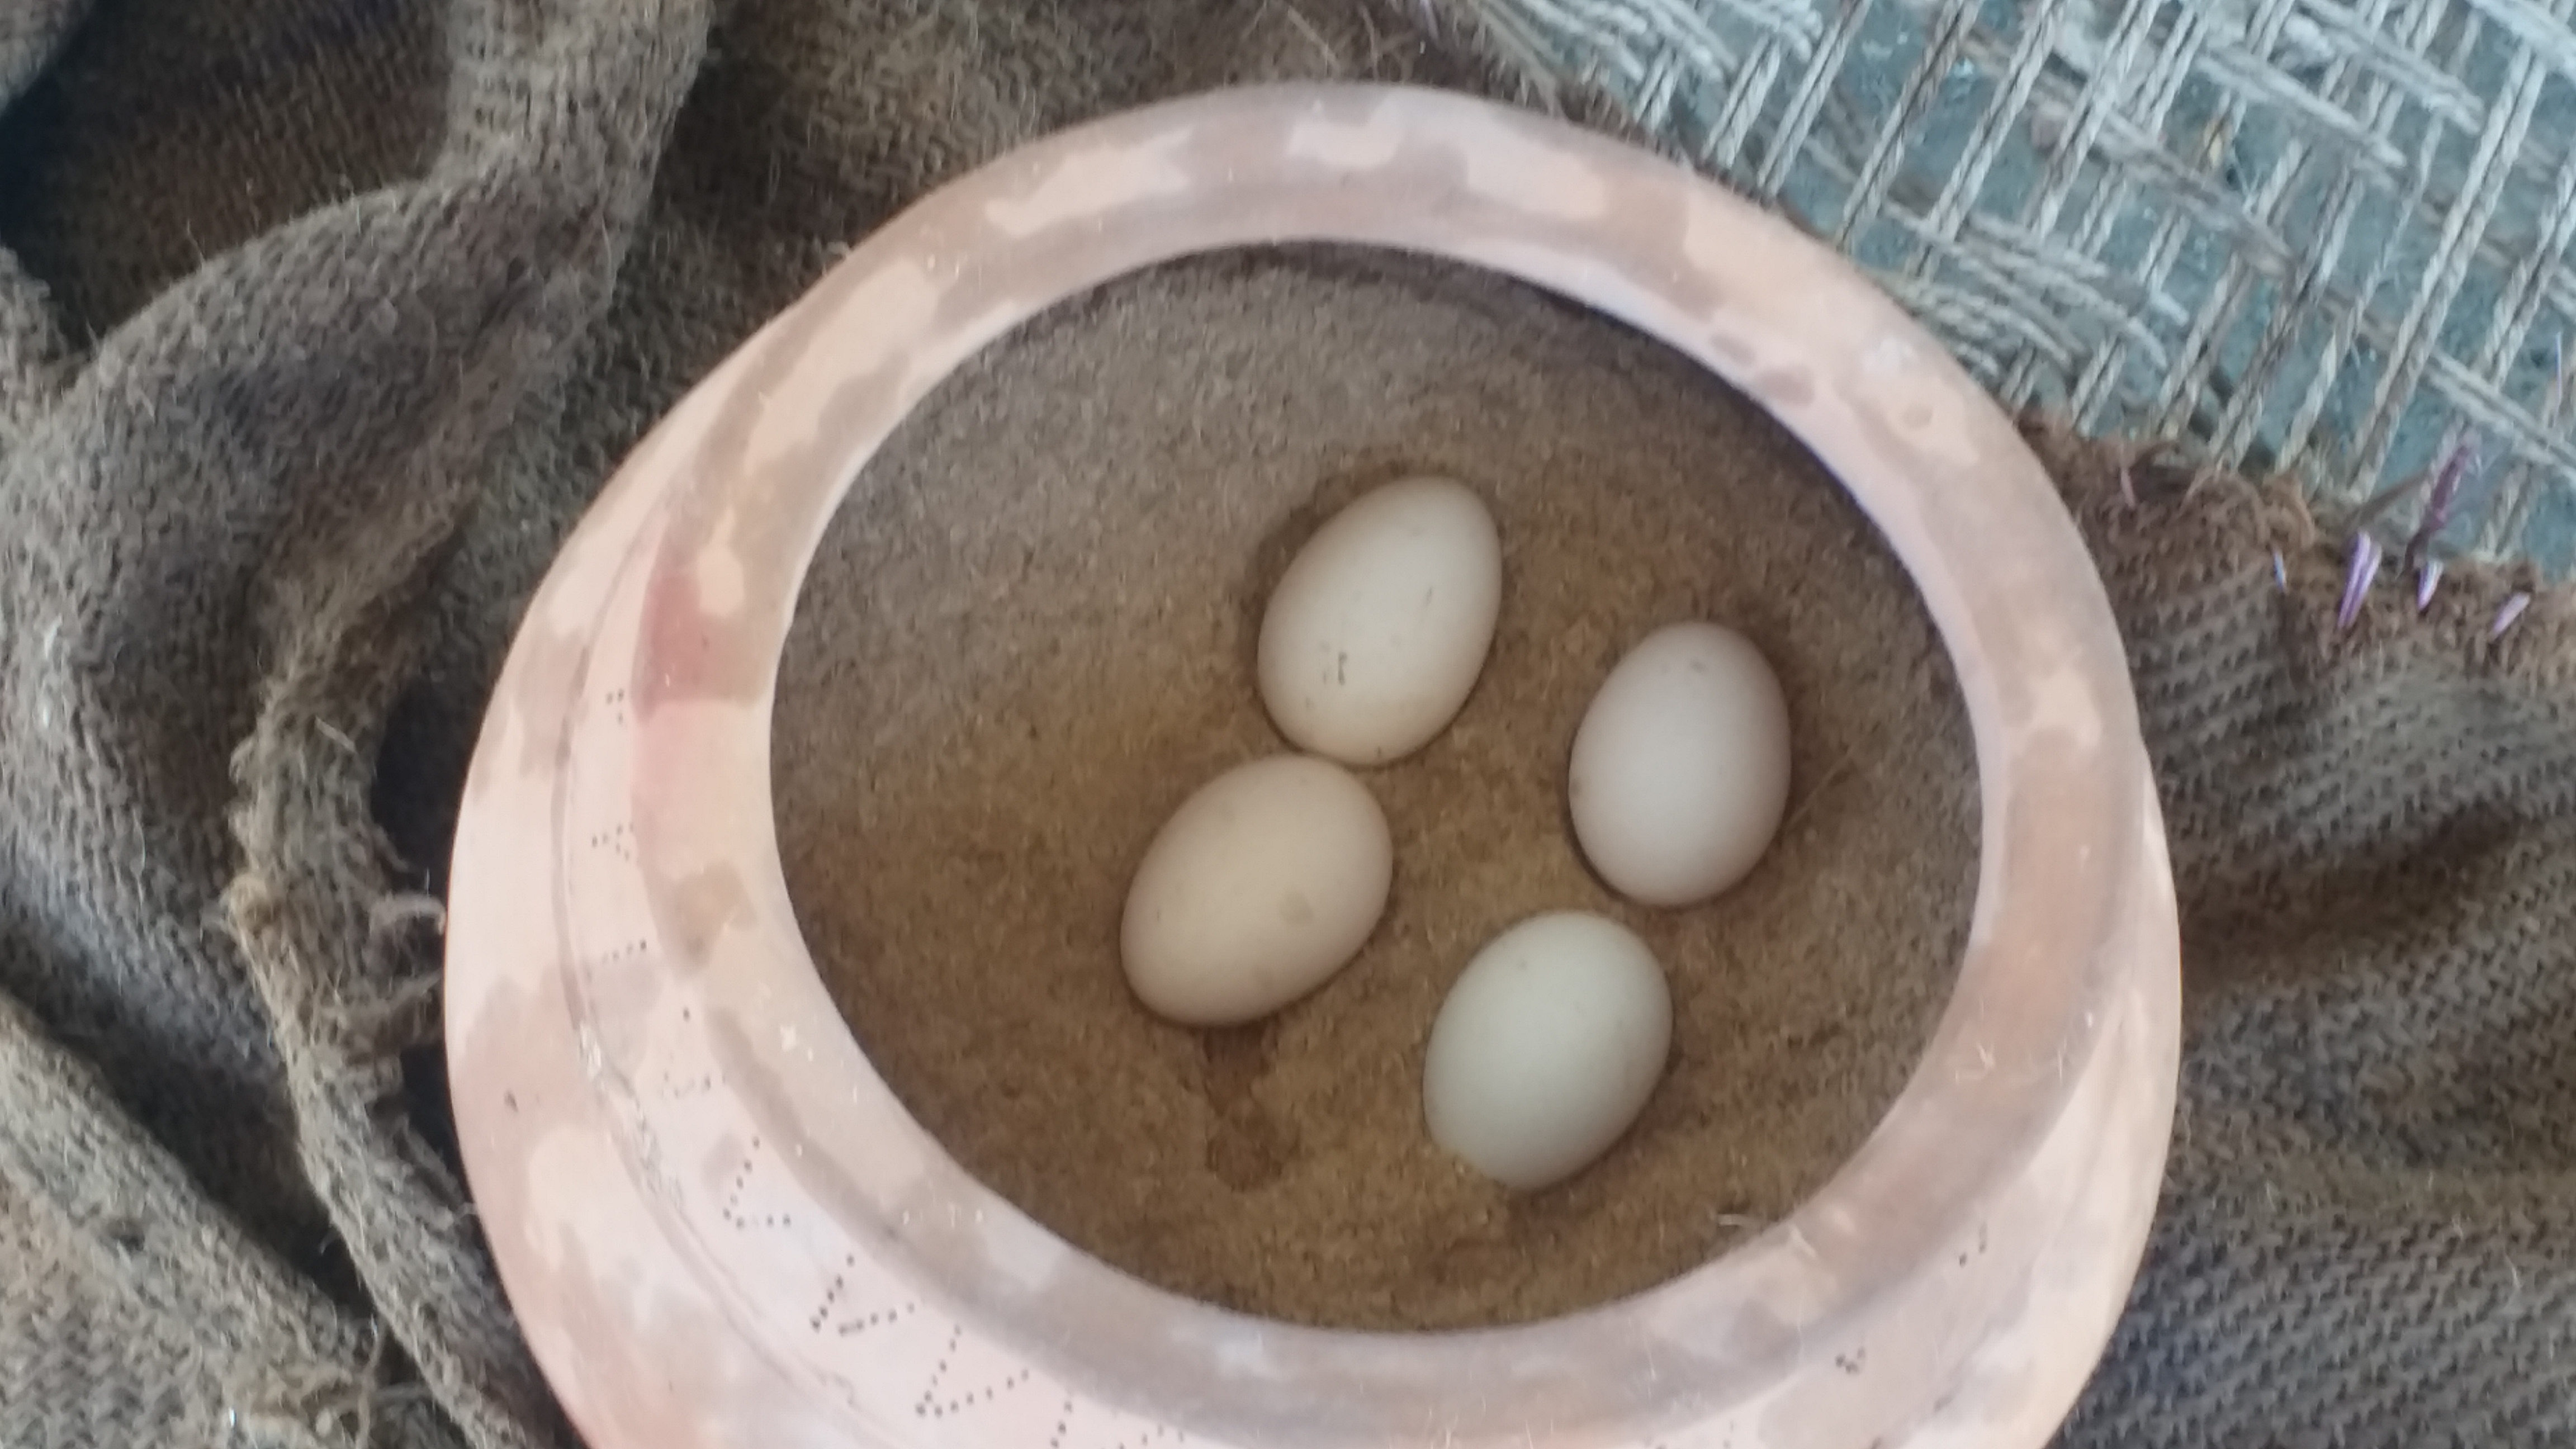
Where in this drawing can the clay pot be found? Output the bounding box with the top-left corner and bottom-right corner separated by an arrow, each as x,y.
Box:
444,83 -> 2179,1449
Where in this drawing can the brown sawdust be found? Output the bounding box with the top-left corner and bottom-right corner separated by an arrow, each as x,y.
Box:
771,244 -> 1978,1332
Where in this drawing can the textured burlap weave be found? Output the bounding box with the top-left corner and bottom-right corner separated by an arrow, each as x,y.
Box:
0,2 -> 2571,1448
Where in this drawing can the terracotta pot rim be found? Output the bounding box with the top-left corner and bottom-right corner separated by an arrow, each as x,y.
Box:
446,82 -> 2181,1449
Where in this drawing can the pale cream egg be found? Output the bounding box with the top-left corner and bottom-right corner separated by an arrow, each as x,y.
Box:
1569,622 -> 1792,908
1121,754 -> 1394,1027
1257,476 -> 1503,767
1422,911 -> 1673,1191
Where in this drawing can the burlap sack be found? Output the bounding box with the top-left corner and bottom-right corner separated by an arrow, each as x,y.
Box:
0,3 -> 2568,1447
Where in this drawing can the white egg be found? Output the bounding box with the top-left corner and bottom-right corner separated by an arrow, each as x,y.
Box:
1257,476 -> 1504,766
1422,912 -> 1673,1191
1569,622 -> 1792,908
1121,754 -> 1394,1027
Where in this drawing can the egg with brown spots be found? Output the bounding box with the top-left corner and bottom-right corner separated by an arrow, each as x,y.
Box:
1257,475 -> 1504,766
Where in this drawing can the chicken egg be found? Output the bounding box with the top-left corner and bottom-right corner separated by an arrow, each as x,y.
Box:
1422,911 -> 1673,1191
1121,754 -> 1394,1027
1569,622 -> 1792,908
1257,476 -> 1504,766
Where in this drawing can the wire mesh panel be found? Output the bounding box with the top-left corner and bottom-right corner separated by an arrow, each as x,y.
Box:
1461,0 -> 2576,570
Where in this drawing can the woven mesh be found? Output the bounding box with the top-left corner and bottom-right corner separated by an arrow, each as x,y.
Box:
1456,0 -> 2576,571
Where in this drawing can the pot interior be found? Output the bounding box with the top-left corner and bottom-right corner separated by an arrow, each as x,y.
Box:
771,242 -> 1980,1332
